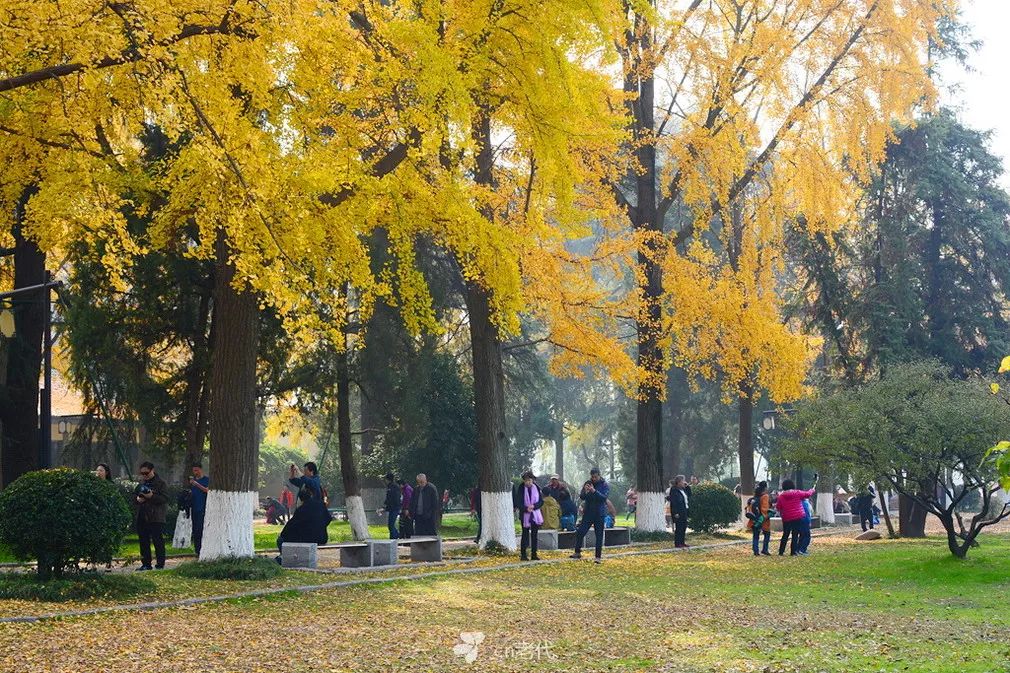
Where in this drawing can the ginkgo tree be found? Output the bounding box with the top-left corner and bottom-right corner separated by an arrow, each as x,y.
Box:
610,0 -> 953,530
0,0 -> 632,554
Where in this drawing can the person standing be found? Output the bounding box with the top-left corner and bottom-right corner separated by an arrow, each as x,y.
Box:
289,461 -> 322,501
94,463 -> 114,481
570,468 -> 609,563
856,486 -> 876,532
798,496 -> 813,555
398,479 -> 414,539
469,486 -> 482,543
625,487 -> 638,522
668,475 -> 690,549
776,478 -> 817,556
378,473 -> 401,539
410,474 -> 441,536
279,488 -> 294,523
747,481 -> 771,556
135,462 -> 168,571
188,463 -> 210,557
513,471 -> 544,561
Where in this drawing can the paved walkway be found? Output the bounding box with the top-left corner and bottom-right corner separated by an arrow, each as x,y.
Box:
0,526 -> 856,624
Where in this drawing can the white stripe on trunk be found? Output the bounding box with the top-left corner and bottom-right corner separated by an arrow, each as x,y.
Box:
345,494 -> 370,541
478,491 -> 517,550
816,491 -> 836,524
199,490 -> 256,560
635,491 -> 667,532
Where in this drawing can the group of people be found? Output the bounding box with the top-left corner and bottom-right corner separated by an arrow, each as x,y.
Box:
746,477 -> 818,557
94,460 -> 209,571
508,468 -> 612,563
378,472 -> 442,538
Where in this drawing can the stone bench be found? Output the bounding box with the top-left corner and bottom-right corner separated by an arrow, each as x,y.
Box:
396,536 -> 442,562
833,513 -> 855,525
538,527 -> 630,550
770,516 -> 821,532
282,539 -> 399,569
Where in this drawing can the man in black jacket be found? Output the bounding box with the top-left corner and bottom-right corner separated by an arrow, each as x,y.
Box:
410,473 -> 441,536
276,490 -> 333,560
135,461 -> 169,570
378,473 -> 401,539
668,475 -> 690,549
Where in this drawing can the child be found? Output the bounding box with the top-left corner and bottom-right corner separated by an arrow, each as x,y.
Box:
746,481 -> 771,556
798,497 -> 813,555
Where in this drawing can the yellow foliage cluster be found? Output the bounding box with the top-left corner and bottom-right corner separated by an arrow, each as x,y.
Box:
0,0 -> 951,406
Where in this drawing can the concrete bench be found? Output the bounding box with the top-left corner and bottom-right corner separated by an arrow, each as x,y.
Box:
833,513 -> 855,525
280,542 -> 318,568
541,527 -> 630,550
396,536 -> 442,562
282,539 -> 399,568
770,516 -> 821,532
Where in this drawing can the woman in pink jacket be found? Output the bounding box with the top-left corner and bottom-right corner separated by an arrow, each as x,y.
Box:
775,477 -> 817,556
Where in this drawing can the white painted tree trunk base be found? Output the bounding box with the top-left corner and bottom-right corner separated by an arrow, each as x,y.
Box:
817,492 -> 836,524
199,490 -> 257,560
478,490 -> 517,550
635,491 -> 667,532
172,511 -> 192,549
345,495 -> 371,541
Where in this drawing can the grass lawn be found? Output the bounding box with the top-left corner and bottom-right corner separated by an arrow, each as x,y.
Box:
2,533 -> 1010,671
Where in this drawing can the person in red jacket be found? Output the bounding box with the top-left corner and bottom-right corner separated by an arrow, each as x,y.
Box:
775,476 -> 817,556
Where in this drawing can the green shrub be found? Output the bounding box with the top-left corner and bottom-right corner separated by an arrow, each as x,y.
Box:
0,468 -> 132,579
173,556 -> 282,580
0,572 -> 154,602
687,482 -> 741,534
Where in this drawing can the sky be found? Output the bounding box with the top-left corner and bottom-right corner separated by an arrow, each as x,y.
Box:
942,0 -> 1010,185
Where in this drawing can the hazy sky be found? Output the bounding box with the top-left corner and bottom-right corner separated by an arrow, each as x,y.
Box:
942,0 -> 1010,184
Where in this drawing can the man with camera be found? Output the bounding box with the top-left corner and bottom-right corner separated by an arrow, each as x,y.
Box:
188,463 -> 210,557
135,461 -> 168,570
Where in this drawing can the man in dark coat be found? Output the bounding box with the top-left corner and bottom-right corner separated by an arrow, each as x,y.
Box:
409,473 -> 441,536
379,473 -> 401,539
571,468 -> 609,563
135,461 -> 169,570
276,490 -> 333,557
668,475 -> 690,548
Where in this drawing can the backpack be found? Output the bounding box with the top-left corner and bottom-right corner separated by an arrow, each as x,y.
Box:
746,497 -> 765,526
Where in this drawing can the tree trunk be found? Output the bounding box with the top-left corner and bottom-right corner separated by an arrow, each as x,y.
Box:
554,421 -> 564,481
816,472 -> 835,525
877,487 -> 896,538
663,367 -> 686,480
337,328 -> 368,540
182,283 -> 213,481
898,493 -> 927,538
201,235 -> 260,560
939,513 -> 970,558
0,187 -> 45,487
737,387 -> 755,496
467,281 -> 515,549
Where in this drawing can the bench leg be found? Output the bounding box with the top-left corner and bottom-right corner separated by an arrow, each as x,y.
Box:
409,539 -> 443,562
339,546 -> 372,568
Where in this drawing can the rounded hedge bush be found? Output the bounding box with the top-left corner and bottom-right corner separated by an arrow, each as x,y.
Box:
0,468 -> 131,579
687,482 -> 741,534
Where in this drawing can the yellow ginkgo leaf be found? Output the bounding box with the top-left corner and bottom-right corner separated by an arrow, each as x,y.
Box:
991,382 -> 1001,395
999,355 -> 1010,374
